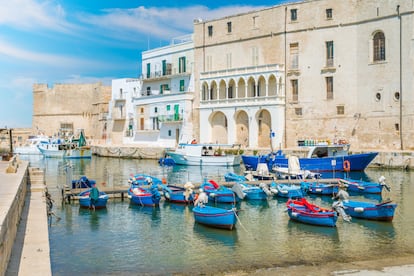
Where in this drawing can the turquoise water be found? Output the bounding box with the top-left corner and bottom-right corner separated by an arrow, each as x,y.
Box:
23,155 -> 414,275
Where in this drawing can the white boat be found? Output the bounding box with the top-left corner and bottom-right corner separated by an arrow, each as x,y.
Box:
37,129 -> 92,159
166,143 -> 241,166
272,156 -> 321,179
14,135 -> 50,155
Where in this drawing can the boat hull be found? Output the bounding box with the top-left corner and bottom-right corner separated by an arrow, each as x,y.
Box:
193,206 -> 237,230
78,190 -> 108,209
37,144 -> 92,158
343,201 -> 397,221
242,152 -> 378,172
168,151 -> 241,166
286,199 -> 337,227
163,185 -> 194,204
340,179 -> 384,194
301,182 -> 339,195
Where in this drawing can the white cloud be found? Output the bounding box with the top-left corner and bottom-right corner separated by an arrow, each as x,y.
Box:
0,0 -> 72,32
78,5 -> 268,41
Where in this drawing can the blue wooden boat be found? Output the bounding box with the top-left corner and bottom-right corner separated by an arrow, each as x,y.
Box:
201,179 -> 241,203
128,174 -> 163,186
72,176 -> 96,189
193,205 -> 238,230
270,182 -> 303,198
161,182 -> 195,204
342,200 -> 397,221
128,182 -> 161,206
236,182 -> 272,200
300,181 -> 338,195
78,190 -> 109,209
224,172 -> 247,182
158,157 -> 175,166
286,198 -> 338,227
339,177 -> 387,194
241,144 -> 378,172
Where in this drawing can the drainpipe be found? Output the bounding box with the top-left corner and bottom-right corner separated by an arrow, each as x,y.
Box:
397,5 -> 403,150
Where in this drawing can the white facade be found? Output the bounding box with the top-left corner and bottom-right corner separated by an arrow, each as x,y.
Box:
108,78 -> 141,144
131,35 -> 195,147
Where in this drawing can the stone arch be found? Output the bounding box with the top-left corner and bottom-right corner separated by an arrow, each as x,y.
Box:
247,76 -> 256,97
257,109 -> 272,147
210,80 -> 218,100
237,77 -> 246,98
235,110 -> 249,147
257,75 -> 266,97
268,74 -> 277,96
209,111 -> 228,144
201,81 -> 209,100
219,79 -> 226,100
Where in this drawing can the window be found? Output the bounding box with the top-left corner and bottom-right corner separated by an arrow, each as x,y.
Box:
290,43 -> 299,69
146,63 -> 150,78
179,80 -> 185,92
290,9 -> 297,21
326,41 -> 334,67
208,25 -> 213,37
146,87 -> 151,96
337,106 -> 344,115
178,56 -> 186,73
291,79 -> 298,101
227,22 -> 232,33
394,92 -> 400,101
295,108 -> 302,116
154,107 -> 158,113
253,16 -> 258,28
373,32 -> 385,61
375,92 -> 381,101
119,88 -> 123,98
140,108 -> 144,114
160,84 -> 169,94
326,77 -> 333,99
326,8 -> 332,19
166,105 -> 171,111
162,60 -> 167,76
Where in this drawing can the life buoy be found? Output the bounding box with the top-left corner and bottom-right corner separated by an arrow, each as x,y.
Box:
343,160 -> 351,172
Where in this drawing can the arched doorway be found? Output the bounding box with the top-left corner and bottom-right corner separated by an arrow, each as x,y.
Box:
257,109 -> 271,147
235,111 -> 249,147
210,112 -> 228,144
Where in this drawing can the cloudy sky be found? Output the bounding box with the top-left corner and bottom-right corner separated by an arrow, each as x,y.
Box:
0,0 -> 292,128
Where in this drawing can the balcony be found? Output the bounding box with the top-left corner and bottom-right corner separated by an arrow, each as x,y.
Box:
157,114 -> 183,123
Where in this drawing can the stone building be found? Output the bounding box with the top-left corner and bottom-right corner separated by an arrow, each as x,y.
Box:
32,83 -> 111,142
193,0 -> 414,150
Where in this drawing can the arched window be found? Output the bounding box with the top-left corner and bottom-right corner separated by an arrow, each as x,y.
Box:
373,32 -> 385,61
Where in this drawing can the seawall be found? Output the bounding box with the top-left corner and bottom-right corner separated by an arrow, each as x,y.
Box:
0,157 -> 51,276
92,145 -> 414,170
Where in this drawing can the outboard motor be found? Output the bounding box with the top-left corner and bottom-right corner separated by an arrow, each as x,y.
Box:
231,182 -> 246,199
379,175 -> 391,192
259,182 -> 273,196
332,200 -> 351,222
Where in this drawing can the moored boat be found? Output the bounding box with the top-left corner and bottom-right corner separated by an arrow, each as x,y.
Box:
242,143 -> 378,172
78,190 -> 109,209
14,134 -> 49,155
37,129 -> 92,159
286,198 -> 338,227
166,143 -> 241,166
72,176 -> 96,189
161,181 -> 195,204
342,200 -> 397,221
193,205 -> 238,230
300,181 -> 338,195
339,176 -> 389,194
270,182 -> 304,198
201,179 -> 241,203
128,176 -> 161,206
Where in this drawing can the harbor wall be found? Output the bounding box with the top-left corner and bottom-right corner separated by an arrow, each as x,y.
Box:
0,158 -> 28,276
92,145 -> 414,170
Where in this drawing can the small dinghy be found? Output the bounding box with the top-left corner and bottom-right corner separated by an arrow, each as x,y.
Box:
286,198 -> 338,227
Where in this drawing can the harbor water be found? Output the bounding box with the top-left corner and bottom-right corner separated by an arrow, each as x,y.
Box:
22,155 -> 414,275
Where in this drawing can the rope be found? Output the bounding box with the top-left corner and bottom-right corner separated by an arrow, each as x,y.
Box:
233,208 -> 252,236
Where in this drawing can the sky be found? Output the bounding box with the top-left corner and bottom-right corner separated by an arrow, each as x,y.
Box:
0,0 -> 292,128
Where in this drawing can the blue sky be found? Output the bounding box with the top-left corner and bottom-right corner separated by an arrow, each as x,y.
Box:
0,0 -> 291,128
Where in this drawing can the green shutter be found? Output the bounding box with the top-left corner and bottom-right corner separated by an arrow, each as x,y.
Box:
146,63 -> 150,78
162,60 -> 166,76
180,80 -> 185,92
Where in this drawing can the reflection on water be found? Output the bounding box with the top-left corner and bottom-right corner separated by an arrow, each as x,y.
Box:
20,155 -> 414,275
